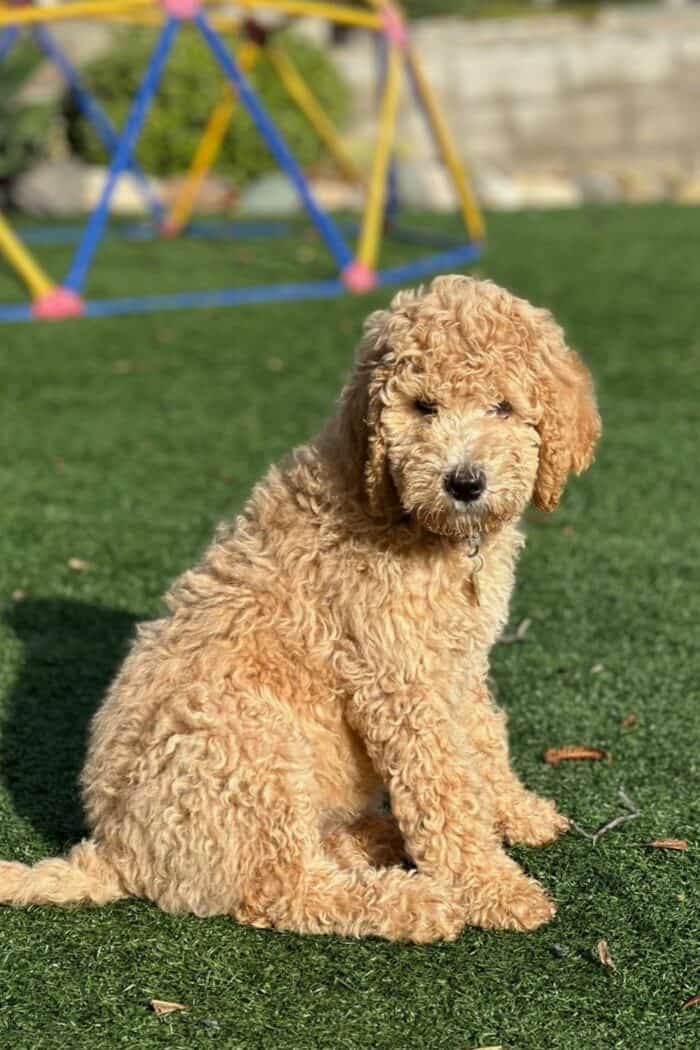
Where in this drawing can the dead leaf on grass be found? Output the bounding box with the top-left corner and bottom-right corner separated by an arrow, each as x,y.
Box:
646,838 -> 688,851
149,999 -> 188,1016
544,745 -> 609,765
621,713 -> 637,728
596,939 -> 617,971
68,557 -> 94,572
591,662 -> 605,674
682,993 -> 700,1010
11,589 -> 25,602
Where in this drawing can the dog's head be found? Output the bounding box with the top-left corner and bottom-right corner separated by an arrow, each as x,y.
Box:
337,275 -> 601,539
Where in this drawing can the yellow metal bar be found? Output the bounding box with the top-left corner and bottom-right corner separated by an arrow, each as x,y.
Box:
356,43 -> 401,269
205,14 -> 243,30
266,45 -> 362,185
0,0 -> 380,29
219,0 -> 381,29
164,90 -> 237,235
406,43 -> 485,242
0,212 -> 54,298
111,12 -> 162,23
0,0 -> 156,28
164,41 -> 259,235
113,10 -> 241,29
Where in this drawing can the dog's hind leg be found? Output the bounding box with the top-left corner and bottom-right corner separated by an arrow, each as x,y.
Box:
224,728 -> 460,939
235,856 -> 463,943
322,813 -> 407,870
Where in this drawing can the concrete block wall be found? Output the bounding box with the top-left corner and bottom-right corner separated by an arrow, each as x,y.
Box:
331,4 -> 700,183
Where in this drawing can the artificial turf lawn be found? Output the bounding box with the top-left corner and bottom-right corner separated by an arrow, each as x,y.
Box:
0,205 -> 698,1049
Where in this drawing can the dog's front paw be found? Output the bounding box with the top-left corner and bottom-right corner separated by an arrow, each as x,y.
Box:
500,792 -> 570,847
500,875 -> 557,932
461,857 -> 556,932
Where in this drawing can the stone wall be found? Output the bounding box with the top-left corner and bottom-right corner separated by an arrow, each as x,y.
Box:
330,4 -> 700,205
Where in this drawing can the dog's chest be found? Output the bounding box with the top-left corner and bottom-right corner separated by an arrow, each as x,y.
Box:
399,533 -> 518,660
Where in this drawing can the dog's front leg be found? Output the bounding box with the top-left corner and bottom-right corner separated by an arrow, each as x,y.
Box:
459,683 -> 570,847
346,681 -> 556,932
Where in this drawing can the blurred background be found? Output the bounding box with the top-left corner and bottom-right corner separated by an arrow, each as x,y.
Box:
3,0 -> 700,218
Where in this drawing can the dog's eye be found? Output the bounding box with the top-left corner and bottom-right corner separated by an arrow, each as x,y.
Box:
494,400 -> 513,417
414,399 -> 438,417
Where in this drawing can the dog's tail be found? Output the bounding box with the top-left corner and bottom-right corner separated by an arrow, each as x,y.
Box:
0,839 -> 126,907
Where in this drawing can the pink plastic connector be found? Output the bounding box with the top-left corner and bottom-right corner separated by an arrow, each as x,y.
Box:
381,2 -> 408,47
32,287 -> 85,321
342,261 -> 377,293
159,0 -> 200,19
159,217 -> 181,239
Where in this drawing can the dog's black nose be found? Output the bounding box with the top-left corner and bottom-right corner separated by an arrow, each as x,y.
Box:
444,467 -> 486,504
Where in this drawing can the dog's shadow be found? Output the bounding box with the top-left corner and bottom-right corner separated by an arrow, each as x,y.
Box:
1,599 -> 141,849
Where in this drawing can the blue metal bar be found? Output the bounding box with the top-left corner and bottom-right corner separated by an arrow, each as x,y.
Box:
63,18 -> 178,294
375,33 -> 400,225
81,279 -> 346,317
17,217 -> 294,245
15,214 -> 466,251
32,26 -> 165,223
0,26 -> 19,62
0,242 -> 480,323
81,244 -> 481,315
385,161 -> 400,224
377,241 -> 482,286
195,11 -> 353,272
0,301 -> 33,323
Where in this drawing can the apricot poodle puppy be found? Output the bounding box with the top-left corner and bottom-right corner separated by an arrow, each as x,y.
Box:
0,276 -> 600,942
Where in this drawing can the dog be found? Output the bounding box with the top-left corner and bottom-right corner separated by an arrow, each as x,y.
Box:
0,276 -> 600,942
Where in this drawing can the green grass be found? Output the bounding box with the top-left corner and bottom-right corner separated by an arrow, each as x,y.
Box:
0,205 -> 698,1049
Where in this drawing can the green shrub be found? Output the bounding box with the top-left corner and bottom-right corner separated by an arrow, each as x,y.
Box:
66,28 -> 348,185
0,40 -> 55,182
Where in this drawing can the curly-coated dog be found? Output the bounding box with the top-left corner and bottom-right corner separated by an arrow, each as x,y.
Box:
0,276 -> 600,942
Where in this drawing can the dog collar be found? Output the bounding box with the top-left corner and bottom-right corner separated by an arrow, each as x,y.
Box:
467,532 -> 484,605
466,532 -> 481,558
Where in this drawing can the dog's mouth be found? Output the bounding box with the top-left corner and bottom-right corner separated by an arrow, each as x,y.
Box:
407,494 -> 492,540
392,459 -> 525,540
445,490 -> 488,517
410,480 -> 528,541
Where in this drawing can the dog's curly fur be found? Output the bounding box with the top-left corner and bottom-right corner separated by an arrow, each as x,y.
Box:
0,276 -> 600,942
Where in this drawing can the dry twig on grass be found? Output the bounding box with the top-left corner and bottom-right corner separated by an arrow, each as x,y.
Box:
572,786 -> 640,845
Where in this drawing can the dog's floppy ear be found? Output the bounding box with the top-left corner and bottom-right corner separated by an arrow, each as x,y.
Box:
532,313 -> 601,512
336,309 -> 402,518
